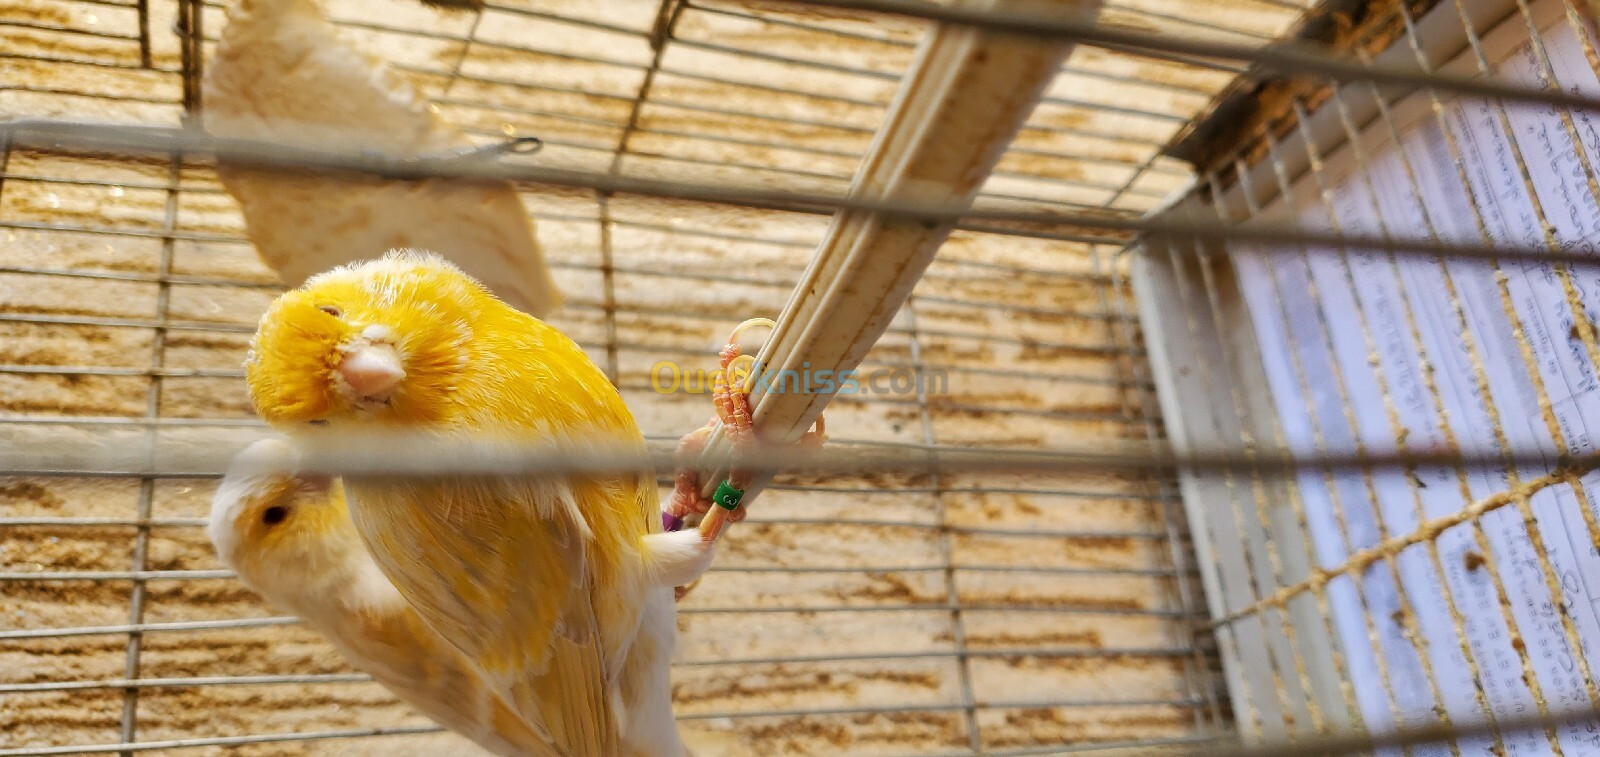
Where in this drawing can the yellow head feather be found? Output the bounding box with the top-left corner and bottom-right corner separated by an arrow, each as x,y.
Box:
246,249 -> 480,427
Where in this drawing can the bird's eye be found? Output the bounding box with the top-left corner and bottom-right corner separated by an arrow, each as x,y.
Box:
308,419 -> 330,427
261,506 -> 290,526
318,305 -> 342,317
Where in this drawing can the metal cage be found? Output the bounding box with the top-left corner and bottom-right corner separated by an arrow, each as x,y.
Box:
19,0 -> 1600,754
0,0 -> 1238,754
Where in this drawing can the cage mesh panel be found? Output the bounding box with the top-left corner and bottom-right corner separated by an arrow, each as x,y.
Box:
1134,0 -> 1600,751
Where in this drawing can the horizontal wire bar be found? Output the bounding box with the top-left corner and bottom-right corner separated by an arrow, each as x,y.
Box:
981,735 -> 1225,756
0,20 -> 141,42
16,121 -> 1600,270
686,0 -> 1247,91
672,645 -> 1199,666
676,604 -> 1195,617
0,85 -> 172,107
652,63 -> 885,110
0,517 -> 207,527
902,735 -> 1225,757
0,312 -> 236,334
0,516 -> 1169,543
0,727 -> 447,756
6,86 -> 1153,213
776,0 -> 1600,114
0,617 -> 300,641
0,477 -> 1157,503
0,186 -> 1114,282
0,614 -> 1194,646
0,364 -> 1134,424
0,264 -> 279,290
0,508 -> 1161,529
0,673 -> 371,694
764,484 -> 1164,500
0,413 -> 262,426
1195,699 -> 1600,757
0,365 -> 245,379
3,421 -> 1592,479
0,300 -> 1129,358
0,570 -> 233,581
0,561 -> 1179,582
739,519 -> 1168,537
0,214 -> 1109,287
1,647 -> 1202,694
666,33 -> 1191,126
477,1 -> 647,38
0,258 -> 1134,324
706,564 -> 1181,576
681,699 -> 1204,723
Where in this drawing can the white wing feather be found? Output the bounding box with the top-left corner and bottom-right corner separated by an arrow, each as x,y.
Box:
203,0 -> 562,317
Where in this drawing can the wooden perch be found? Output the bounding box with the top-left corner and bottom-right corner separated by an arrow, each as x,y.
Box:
692,0 -> 1105,516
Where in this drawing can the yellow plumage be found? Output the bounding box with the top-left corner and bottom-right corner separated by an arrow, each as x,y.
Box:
245,250 -> 711,756
207,437 -> 562,757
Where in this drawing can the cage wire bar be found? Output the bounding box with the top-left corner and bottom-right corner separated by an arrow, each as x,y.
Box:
20,0 -> 1600,754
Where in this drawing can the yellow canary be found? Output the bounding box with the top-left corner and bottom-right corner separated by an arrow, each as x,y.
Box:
244,250 -> 715,756
208,436 -> 562,757
203,0 -> 562,318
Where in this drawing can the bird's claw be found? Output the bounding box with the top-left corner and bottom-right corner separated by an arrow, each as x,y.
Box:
666,318 -> 828,601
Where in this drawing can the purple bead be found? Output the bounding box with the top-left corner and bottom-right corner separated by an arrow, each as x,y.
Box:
662,512 -> 685,532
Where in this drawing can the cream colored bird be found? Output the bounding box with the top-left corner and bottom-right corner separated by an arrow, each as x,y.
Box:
208,436 -> 563,757
244,250 -> 716,756
203,0 -> 562,318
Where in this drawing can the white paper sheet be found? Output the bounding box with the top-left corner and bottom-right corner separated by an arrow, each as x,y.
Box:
1230,1 -> 1600,752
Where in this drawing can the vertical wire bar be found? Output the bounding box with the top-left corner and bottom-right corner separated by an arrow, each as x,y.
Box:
136,0 -> 152,68
116,151 -> 181,757
599,0 -> 685,382
1390,5 -> 1573,748
903,299 -> 982,754
176,0 -> 196,113
1107,153 -> 1161,209
597,196 -> 620,383
610,0 -> 684,174
1098,244 -> 1224,732
1176,191 -> 1330,736
1327,77 -> 1511,752
1154,201 -> 1286,740
0,131 -> 11,209
439,5 -> 485,101
1447,0 -> 1600,716
1223,159 -> 1411,744
191,0 -> 204,116
1292,92 -> 1500,753
177,0 -> 204,115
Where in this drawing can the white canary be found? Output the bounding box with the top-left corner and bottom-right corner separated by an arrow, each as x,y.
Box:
208,436 -> 562,757
202,0 -> 562,317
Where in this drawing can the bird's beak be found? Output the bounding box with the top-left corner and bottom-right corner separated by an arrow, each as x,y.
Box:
338,342 -> 405,402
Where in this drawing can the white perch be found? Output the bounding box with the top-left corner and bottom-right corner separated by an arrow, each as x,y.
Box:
692,0 -> 1106,515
